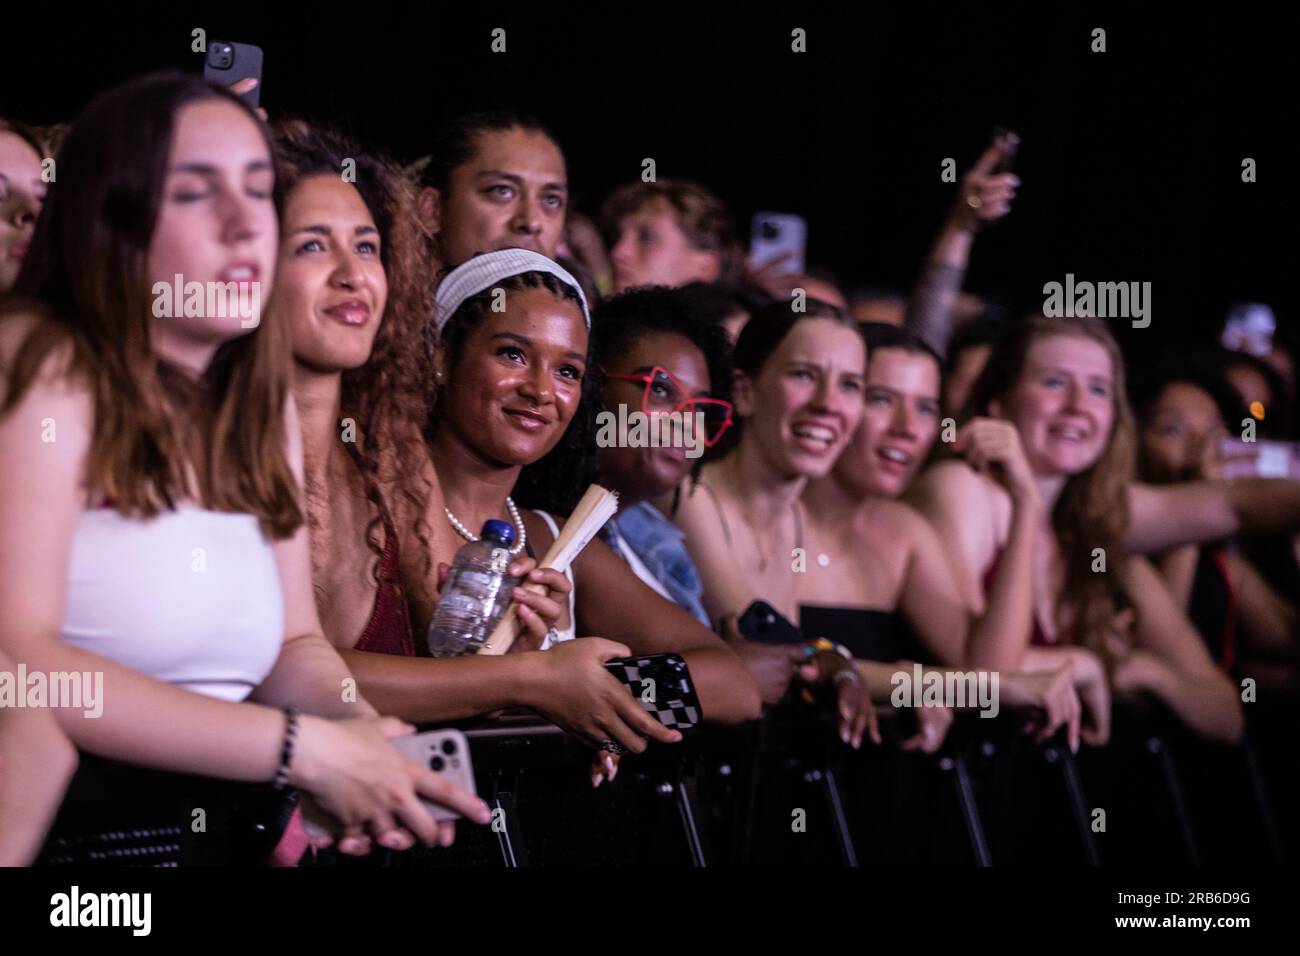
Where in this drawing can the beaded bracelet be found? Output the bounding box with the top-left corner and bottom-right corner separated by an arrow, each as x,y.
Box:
272,706 -> 300,790
803,637 -> 854,661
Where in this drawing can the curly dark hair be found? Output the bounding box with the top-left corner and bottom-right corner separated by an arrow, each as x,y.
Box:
272,119 -> 435,586
433,266 -> 599,517
591,285 -> 735,502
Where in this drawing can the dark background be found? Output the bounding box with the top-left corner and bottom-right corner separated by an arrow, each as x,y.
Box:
2,2 -> 1293,368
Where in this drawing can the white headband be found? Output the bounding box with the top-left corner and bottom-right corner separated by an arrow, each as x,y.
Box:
433,248 -> 590,335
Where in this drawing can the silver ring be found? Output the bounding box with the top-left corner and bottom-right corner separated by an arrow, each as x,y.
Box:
598,739 -> 628,755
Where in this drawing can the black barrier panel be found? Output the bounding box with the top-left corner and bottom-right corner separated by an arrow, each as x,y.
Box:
31,697 -> 1294,867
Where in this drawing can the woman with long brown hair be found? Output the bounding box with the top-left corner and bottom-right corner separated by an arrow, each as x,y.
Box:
0,74 -> 488,860
910,314 -> 1243,742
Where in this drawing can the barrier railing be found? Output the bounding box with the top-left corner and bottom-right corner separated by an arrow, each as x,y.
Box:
37,697 -> 1291,867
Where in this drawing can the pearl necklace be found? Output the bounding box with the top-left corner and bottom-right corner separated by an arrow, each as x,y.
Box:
444,496 -> 527,556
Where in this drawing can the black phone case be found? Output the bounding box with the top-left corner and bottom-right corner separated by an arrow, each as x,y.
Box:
204,41 -> 263,108
603,653 -> 703,730
737,599 -> 804,645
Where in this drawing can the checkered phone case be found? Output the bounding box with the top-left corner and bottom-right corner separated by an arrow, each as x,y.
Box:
603,653 -> 702,731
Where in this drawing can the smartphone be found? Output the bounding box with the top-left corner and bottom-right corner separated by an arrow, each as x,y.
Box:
301,728 -> 477,840
737,599 -> 803,645
749,212 -> 806,276
1221,302 -> 1276,357
1218,437 -> 1300,480
990,126 -> 1020,173
203,40 -> 264,109
604,652 -> 703,731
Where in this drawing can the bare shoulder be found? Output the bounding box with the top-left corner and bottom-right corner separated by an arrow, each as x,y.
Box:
908,459 -> 994,508
0,309 -> 81,389
673,467 -> 727,531
859,497 -> 936,545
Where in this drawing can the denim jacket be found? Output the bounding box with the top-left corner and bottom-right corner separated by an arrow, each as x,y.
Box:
604,501 -> 710,627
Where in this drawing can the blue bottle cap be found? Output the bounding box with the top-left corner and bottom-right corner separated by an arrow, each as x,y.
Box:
480,519 -> 517,546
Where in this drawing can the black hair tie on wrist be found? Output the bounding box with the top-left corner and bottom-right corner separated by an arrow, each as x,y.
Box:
273,706 -> 300,790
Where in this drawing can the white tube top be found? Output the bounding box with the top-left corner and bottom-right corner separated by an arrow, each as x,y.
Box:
59,505 -> 285,701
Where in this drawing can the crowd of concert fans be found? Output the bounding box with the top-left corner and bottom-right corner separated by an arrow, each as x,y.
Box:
0,71 -> 1296,866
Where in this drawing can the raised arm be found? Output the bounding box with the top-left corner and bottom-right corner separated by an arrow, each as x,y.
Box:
1127,478 -> 1300,554
905,135 -> 1018,354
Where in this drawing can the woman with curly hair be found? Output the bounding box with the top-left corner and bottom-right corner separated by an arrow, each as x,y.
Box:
271,121 -> 569,657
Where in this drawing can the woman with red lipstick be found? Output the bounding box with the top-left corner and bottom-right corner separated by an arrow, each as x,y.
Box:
424,248 -> 761,753
0,118 -> 46,295
0,75 -> 490,862
910,315 -> 1244,743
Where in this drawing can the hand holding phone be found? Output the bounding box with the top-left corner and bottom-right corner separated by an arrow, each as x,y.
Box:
300,728 -> 480,845
602,652 -> 703,737
204,40 -> 264,109
1218,437 -> 1300,480
749,212 -> 807,277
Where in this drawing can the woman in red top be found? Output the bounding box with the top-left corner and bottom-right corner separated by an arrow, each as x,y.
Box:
911,315 -> 1243,743
274,121 -> 568,655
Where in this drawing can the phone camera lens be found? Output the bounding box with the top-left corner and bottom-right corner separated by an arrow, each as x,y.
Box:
430,755 -> 446,772
441,739 -> 457,756
762,223 -> 780,240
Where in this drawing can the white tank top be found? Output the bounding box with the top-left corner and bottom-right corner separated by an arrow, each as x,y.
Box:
60,505 -> 285,701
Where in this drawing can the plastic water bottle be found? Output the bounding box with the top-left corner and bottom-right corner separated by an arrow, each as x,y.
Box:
427,520 -> 521,657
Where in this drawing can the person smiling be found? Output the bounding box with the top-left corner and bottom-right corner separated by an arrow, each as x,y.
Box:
271,124 -> 654,777
425,248 -> 761,754
800,324 -> 1101,750
591,285 -> 735,625
0,75 -> 489,861
670,300 -> 878,746
909,315 -> 1244,743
